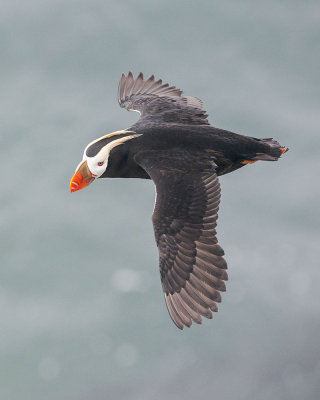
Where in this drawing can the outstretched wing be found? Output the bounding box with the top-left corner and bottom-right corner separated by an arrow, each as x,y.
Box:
136,150 -> 228,329
118,72 -> 209,125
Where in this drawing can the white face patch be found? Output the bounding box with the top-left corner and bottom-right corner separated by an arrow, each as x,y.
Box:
83,132 -> 142,178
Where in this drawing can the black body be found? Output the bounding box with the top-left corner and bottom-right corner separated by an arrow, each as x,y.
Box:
101,124 -> 282,179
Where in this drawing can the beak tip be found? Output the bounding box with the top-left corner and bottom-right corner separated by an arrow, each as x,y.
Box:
70,182 -> 81,193
70,172 -> 83,193
70,167 -> 95,192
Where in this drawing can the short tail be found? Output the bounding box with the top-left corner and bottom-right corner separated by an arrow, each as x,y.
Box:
253,138 -> 289,161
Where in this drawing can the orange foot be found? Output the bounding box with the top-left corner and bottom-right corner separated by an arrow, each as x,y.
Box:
241,160 -> 258,165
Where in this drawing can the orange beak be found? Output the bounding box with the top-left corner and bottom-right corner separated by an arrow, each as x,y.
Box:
70,160 -> 96,192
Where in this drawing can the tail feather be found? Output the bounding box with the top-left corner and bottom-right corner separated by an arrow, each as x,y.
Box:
253,138 -> 288,161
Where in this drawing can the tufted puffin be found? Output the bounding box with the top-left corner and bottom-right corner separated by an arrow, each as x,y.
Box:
70,72 -> 288,329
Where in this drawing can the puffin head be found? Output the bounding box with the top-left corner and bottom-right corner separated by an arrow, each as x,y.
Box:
70,130 -> 141,192
69,158 -> 106,192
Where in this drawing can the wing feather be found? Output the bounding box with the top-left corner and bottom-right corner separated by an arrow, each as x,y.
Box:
118,72 -> 209,125
124,71 -> 135,96
165,295 -> 185,329
136,150 -> 227,329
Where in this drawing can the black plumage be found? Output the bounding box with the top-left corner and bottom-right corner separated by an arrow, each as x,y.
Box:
71,72 -> 288,329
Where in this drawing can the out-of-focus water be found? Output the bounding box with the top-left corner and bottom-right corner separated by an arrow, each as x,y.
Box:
1,1 -> 320,399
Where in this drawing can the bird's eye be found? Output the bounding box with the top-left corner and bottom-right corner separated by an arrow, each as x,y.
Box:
97,161 -> 104,166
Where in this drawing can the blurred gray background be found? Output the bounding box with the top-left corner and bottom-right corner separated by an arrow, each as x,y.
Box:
1,0 -> 320,399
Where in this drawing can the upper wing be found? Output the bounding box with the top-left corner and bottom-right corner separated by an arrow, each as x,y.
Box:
118,72 -> 209,125
135,150 -> 228,329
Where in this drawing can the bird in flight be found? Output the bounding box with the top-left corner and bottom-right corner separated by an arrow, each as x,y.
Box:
70,72 -> 287,329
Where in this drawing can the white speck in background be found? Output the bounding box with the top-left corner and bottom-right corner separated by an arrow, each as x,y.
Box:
90,333 -> 111,355
228,281 -> 247,304
38,357 -> 60,381
111,269 -> 144,292
115,343 -> 139,367
288,271 -> 311,297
